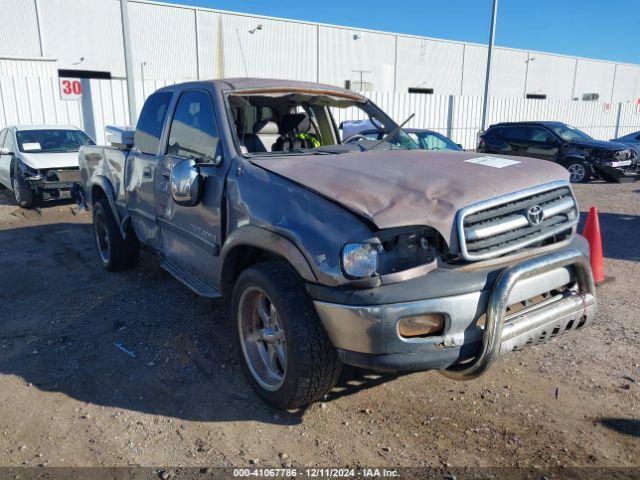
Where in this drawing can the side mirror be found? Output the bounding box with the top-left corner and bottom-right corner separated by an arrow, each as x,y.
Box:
171,158 -> 201,207
0,147 -> 12,155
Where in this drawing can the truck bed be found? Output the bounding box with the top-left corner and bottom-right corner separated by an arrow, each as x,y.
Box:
78,144 -> 130,211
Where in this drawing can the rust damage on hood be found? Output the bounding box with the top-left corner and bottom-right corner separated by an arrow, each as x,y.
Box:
252,150 -> 570,246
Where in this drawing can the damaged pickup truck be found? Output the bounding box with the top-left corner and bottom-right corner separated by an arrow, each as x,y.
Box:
76,79 -> 597,409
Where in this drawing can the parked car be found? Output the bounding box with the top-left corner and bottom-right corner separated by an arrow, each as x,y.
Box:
0,125 -> 94,207
478,121 -> 639,183
77,79 -> 597,409
611,130 -> 640,156
356,128 -> 464,151
339,119 -> 380,140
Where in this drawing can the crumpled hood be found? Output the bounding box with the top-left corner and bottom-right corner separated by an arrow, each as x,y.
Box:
253,150 -> 569,242
19,151 -> 80,170
569,139 -> 629,151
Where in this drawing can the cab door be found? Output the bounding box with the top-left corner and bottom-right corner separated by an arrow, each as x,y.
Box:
125,91 -> 173,249
499,126 -> 530,156
156,88 -> 227,287
521,126 -> 561,162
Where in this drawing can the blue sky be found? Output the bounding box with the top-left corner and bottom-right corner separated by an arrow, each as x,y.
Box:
169,0 -> 640,64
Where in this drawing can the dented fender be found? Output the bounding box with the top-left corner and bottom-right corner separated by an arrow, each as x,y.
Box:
219,225 -> 318,287
89,175 -> 127,237
224,159 -> 374,287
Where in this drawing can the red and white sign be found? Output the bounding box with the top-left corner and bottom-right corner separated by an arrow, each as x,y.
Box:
59,78 -> 82,100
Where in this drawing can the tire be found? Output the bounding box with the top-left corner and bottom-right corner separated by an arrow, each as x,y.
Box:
92,198 -> 139,271
564,160 -> 590,183
11,172 -> 34,208
232,261 -> 342,409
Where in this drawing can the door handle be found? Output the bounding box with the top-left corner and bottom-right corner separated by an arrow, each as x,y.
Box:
142,165 -> 152,178
161,168 -> 171,179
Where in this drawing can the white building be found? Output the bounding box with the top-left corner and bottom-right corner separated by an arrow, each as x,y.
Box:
2,0 -> 640,104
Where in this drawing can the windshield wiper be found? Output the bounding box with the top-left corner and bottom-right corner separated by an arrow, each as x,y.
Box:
362,113 -> 415,152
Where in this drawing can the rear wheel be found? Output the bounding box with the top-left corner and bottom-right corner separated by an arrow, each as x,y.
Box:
93,198 -> 139,271
12,172 -> 34,208
565,160 -> 589,183
232,262 -> 342,409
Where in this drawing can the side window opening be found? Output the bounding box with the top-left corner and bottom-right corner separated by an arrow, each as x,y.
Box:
135,91 -> 173,155
167,90 -> 219,161
419,134 -> 448,150
501,126 -> 528,141
527,127 -> 555,143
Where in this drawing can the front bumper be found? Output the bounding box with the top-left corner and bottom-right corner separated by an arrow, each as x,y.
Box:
313,247 -> 596,376
25,169 -> 80,200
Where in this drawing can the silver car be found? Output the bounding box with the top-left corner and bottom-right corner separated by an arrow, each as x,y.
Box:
0,125 -> 94,207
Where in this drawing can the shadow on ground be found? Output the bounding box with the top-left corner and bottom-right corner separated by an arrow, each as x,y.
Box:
0,221 -> 404,426
599,418 -> 640,438
579,211 -> 640,262
0,187 -> 76,209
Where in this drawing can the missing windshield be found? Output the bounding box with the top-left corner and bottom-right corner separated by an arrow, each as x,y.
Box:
226,92 -> 418,155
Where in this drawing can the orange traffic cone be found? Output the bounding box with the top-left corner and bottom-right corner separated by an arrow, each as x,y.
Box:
582,207 -> 605,284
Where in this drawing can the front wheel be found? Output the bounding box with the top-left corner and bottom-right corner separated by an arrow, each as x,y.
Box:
232,262 -> 342,409
12,173 -> 34,208
565,160 -> 590,183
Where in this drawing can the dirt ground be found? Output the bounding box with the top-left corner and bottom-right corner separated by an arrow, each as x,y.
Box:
0,182 -> 638,471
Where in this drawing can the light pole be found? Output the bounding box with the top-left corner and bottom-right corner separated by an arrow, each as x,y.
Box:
120,0 -> 137,125
235,28 -> 249,77
480,0 -> 498,132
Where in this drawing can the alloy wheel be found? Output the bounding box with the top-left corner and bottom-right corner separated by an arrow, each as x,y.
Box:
12,177 -> 21,204
568,163 -> 586,183
238,287 -> 287,392
94,211 -> 111,263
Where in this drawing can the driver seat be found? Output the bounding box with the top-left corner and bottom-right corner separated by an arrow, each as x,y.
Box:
273,113 -> 314,151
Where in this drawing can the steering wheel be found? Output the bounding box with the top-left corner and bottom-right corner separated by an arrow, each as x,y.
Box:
342,133 -> 369,144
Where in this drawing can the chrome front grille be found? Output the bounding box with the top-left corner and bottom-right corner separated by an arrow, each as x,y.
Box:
457,181 -> 579,261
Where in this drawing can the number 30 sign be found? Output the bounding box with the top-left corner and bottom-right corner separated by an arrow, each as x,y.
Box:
59,78 -> 82,100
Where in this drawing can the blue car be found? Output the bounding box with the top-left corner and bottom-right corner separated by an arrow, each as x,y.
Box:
611,131 -> 640,156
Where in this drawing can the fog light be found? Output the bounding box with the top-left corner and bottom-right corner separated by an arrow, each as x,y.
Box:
398,313 -> 444,338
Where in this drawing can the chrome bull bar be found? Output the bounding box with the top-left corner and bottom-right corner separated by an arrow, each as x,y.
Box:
442,248 -> 596,380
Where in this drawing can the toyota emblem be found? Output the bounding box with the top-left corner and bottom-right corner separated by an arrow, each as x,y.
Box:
526,205 -> 544,226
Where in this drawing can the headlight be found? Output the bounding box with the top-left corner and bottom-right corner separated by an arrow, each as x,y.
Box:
341,227 -> 449,280
341,243 -> 379,278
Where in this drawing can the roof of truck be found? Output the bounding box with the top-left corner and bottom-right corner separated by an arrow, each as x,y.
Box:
159,78 -> 367,102
215,77 -> 346,92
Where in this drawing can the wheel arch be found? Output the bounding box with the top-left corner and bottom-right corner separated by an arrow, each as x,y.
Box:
9,157 -> 28,181
219,226 -> 318,297
90,177 -> 126,237
560,155 -> 588,166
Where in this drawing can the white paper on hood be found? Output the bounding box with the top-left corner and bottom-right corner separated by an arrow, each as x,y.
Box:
22,142 -> 41,151
464,156 -> 521,169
